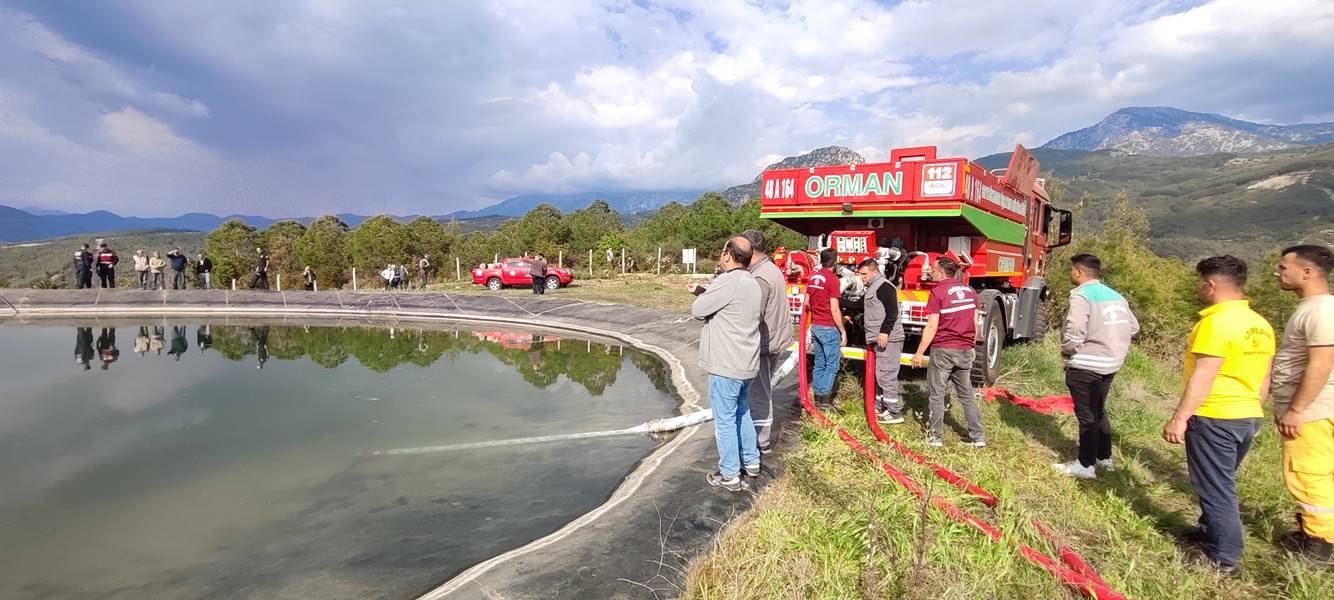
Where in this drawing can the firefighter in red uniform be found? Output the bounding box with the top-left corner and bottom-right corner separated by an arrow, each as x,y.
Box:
95,243 -> 120,288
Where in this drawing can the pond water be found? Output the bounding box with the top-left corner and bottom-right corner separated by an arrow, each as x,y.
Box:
0,322 -> 678,600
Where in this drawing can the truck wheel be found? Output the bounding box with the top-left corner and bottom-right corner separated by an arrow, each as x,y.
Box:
1030,303 -> 1049,341
486,277 -> 502,291
545,275 -> 560,290
972,301 -> 1004,387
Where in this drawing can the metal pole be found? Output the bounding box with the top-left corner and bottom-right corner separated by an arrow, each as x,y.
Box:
588,249 -> 593,278
656,247 -> 661,275
620,248 -> 625,275
352,267 -> 358,291
314,280 -> 318,292
455,256 -> 461,280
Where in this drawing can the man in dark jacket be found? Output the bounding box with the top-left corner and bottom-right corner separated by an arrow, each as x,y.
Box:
531,255 -> 548,295
73,243 -> 94,289
195,254 -> 213,289
250,247 -> 269,290
168,248 -> 188,290
96,244 -> 119,288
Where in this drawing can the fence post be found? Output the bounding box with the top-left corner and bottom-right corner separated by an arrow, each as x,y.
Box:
276,273 -> 281,292
231,278 -> 236,291
352,267 -> 358,291
621,248 -> 625,275
558,250 -> 562,268
656,247 -> 662,275
314,280 -> 318,292
455,256 -> 461,280
588,249 -> 593,279
494,253 -> 499,263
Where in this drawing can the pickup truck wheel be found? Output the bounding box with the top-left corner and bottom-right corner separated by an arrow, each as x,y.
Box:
486,277 -> 502,291
971,301 -> 1004,387
545,275 -> 561,290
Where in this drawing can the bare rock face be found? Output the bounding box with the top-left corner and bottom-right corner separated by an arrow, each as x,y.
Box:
1042,107 -> 1334,157
722,146 -> 867,204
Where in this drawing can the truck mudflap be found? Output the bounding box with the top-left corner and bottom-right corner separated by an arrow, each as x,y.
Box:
1012,276 -> 1047,340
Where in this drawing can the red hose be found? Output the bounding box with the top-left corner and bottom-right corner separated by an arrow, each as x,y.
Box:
795,319 -> 1124,600
863,348 -> 998,507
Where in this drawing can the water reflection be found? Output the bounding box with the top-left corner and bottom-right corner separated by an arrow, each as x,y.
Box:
1,323 -> 680,600
71,323 -> 675,397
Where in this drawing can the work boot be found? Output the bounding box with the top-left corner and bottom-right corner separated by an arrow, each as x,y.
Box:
1279,529 -> 1334,568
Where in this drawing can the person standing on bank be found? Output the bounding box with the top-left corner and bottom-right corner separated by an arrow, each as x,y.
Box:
73,243 -> 94,289
250,247 -> 269,290
132,250 -> 150,289
741,230 -> 795,453
530,254 -> 548,295
96,243 -> 119,288
303,265 -> 316,291
910,256 -> 985,448
418,255 -> 431,290
1163,255 -> 1275,573
148,251 -> 166,290
691,236 -> 763,492
1270,244 -> 1334,565
856,258 -> 906,424
807,248 -> 846,411
168,248 -> 188,290
1053,254 -> 1140,479
195,253 -> 213,289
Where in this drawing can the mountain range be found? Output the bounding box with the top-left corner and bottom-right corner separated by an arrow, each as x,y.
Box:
4,106 -> 1332,244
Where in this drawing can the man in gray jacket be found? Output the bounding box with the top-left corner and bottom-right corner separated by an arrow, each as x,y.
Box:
741,229 -> 795,454
1054,253 -> 1140,479
857,259 -> 905,423
691,236 -> 763,492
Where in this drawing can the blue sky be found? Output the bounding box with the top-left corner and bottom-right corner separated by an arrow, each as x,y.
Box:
2,0 -> 1331,217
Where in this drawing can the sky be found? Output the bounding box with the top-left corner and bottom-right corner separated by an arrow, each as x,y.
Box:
1,0 -> 1332,218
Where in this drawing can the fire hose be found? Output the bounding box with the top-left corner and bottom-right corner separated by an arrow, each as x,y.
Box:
796,319 -> 1124,600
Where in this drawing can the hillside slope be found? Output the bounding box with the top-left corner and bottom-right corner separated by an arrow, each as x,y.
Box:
1042,107 -> 1334,156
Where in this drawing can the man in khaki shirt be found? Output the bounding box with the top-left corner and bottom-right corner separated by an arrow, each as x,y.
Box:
1271,244 -> 1334,565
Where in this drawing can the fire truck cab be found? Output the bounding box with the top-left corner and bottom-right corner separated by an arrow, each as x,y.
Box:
762,144 -> 1072,385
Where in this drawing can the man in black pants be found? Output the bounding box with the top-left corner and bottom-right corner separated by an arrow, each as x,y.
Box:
95,243 -> 119,288
1054,254 -> 1140,479
250,247 -> 269,290
73,243 -> 94,289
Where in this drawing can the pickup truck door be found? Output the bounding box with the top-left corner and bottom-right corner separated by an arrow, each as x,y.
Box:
503,261 -> 531,284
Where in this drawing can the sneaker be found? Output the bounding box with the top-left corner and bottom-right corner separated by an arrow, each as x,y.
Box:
706,471 -> 745,492
743,462 -> 762,478
1052,460 -> 1096,479
758,444 -> 773,456
876,410 -> 905,424
926,437 -> 944,448
1096,458 -> 1115,472
963,440 -> 986,448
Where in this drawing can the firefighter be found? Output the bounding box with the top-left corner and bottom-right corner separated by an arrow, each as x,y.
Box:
75,327 -> 94,370
910,256 -> 985,448
95,243 -> 119,288
72,243 -> 94,289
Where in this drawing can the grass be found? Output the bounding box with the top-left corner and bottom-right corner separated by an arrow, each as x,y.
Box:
683,335 -> 1334,599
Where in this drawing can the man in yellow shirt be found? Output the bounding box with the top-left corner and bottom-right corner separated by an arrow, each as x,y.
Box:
1163,255 -> 1276,573
1271,244 -> 1334,566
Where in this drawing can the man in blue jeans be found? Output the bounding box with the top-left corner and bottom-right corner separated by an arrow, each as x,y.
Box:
806,248 -> 845,410
690,235 -> 763,492
1163,256 -> 1275,573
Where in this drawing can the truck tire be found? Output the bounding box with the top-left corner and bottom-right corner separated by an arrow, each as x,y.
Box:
545,275 -> 561,290
486,277 -> 503,291
972,301 -> 1004,387
1029,303 -> 1049,341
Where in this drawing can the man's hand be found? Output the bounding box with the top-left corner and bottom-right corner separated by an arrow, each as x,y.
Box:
910,353 -> 927,368
876,332 -> 889,350
839,330 -> 847,346
1162,417 -> 1188,444
686,283 -> 704,295
1277,409 -> 1305,439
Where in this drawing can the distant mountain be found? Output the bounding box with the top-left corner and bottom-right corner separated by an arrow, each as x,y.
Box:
721,146 -> 867,204
18,205 -> 70,216
1041,107 -> 1334,156
442,190 -> 704,220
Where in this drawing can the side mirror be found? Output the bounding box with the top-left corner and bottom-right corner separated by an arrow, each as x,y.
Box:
1050,208 -> 1073,248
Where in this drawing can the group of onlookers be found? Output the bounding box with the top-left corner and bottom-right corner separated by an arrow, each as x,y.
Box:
696,237 -> 1334,572
71,242 -> 214,289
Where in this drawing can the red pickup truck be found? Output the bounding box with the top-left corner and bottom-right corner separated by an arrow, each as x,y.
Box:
472,258 -> 574,291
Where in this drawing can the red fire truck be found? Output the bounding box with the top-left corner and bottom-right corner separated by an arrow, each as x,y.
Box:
761,144 -> 1072,384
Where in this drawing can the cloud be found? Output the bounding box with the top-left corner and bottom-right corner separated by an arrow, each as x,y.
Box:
0,0 -> 1330,217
